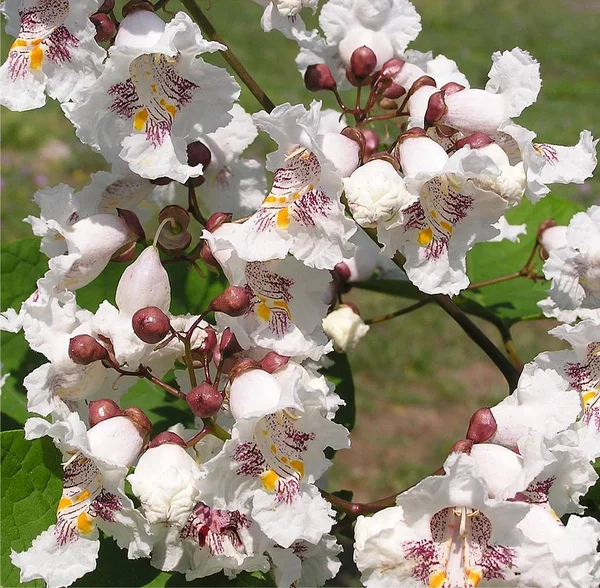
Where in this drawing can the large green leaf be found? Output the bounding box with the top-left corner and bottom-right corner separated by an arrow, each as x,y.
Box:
464,194 -> 584,326
1,430 -> 63,588
321,352 -> 356,432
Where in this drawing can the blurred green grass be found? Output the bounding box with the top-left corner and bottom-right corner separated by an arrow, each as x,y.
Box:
1,0 -> 598,501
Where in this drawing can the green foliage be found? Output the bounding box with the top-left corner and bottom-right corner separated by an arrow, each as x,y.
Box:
322,352 -> 356,432
463,194 -> 585,326
1,430 -> 63,587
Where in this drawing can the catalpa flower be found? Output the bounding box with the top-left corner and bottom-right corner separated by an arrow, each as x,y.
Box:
204,222 -> 333,360
201,367 -> 349,547
252,0 -> 318,39
13,413 -> 152,588
380,131 -> 519,295
64,10 -> 239,183
0,0 -> 104,111
538,206 -> 600,322
296,0 -> 421,87
236,101 -> 358,270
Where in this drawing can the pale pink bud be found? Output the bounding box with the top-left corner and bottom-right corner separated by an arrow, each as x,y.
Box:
258,351 -> 290,374
132,306 -> 171,344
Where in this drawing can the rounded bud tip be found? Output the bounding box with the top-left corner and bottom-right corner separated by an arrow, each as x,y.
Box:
132,306 -> 171,344
258,351 -> 290,374
304,64 -> 337,92
455,132 -> 494,151
450,439 -> 474,455
98,0 -> 115,13
209,286 -> 250,317
424,91 -> 448,127
121,406 -> 152,437
89,398 -> 121,428
205,212 -> 232,233
187,141 -> 212,169
148,431 -> 186,448
122,0 -> 154,18
466,407 -> 497,443
186,383 -> 223,418
68,334 -> 107,365
219,327 -> 243,357
333,261 -> 352,284
361,129 -> 379,158
90,13 -> 116,43
350,46 -> 377,79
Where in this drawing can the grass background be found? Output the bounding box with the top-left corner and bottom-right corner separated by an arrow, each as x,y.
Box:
1,0 -> 599,581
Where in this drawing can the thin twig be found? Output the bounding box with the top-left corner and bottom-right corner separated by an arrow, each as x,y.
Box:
320,489 -> 400,516
180,0 -> 276,113
365,298 -> 431,325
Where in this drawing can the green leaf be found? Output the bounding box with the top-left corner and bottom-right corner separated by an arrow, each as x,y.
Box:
463,194 -> 584,326
321,352 -> 356,432
75,535 -> 273,587
1,430 -> 63,588
1,238 -> 47,312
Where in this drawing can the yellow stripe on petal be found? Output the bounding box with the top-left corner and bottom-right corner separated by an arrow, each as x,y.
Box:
76,490 -> 91,502
256,303 -> 271,322
289,459 -> 304,477
428,571 -> 447,588
29,46 -> 44,71
276,207 -> 290,229
57,497 -> 73,512
583,391 -> 597,405
133,108 -> 149,132
77,512 -> 94,535
418,227 -> 433,246
10,38 -> 27,49
440,221 -> 453,234
260,469 -> 279,492
466,568 -> 482,587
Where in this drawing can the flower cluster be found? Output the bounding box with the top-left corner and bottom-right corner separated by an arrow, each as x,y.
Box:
1,0 -> 599,587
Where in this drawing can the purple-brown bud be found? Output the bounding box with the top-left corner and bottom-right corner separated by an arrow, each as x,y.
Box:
228,358 -> 260,382
350,46 -> 377,79
440,81 -> 466,96
361,129 -> 379,158
117,208 -> 146,243
148,431 -> 186,448
186,382 -> 223,418
205,212 -> 232,233
132,306 -> 171,344
258,351 -> 290,374
122,0 -> 154,18
424,91 -> 448,127
121,406 -> 152,437
449,439 -> 474,454
194,326 -> 217,357
333,261 -> 352,284
380,58 -> 405,79
304,64 -> 337,92
219,327 -> 243,357
455,132 -> 494,151
187,141 -> 212,169
199,242 -> 219,270
466,407 -> 497,443
90,13 -> 116,43
68,334 -> 108,365
209,286 -> 250,317
89,398 -> 121,428
382,82 -> 406,100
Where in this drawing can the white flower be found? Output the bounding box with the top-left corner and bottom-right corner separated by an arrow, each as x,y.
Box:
538,206 -> 600,322
232,101 -> 357,270
322,304 -> 369,352
0,0 -> 105,111
204,222 -> 333,360
64,11 -> 240,183
252,0 -> 318,39
12,413 -> 152,587
296,0 -> 421,86
344,159 -> 416,227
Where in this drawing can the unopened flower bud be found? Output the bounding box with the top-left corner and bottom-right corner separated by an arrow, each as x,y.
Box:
186,383 -> 223,418
350,46 -> 377,79
187,141 -> 212,169
219,327 -> 243,357
116,4 -> 164,48
449,439 -> 473,454
304,64 -> 337,92
148,431 -> 186,448
205,212 -> 232,233
455,132 -> 495,151
68,335 -> 107,365
121,406 -> 152,438
424,91 -> 448,127
209,286 -> 250,317
200,241 -> 219,270
229,369 -> 283,421
132,306 -> 171,344
538,224 -> 568,261
361,129 -> 379,158
319,132 -> 361,177
89,398 -> 121,428
194,326 -> 217,357
322,304 -> 370,352
116,245 -> 171,314
333,261 -> 352,284
228,357 -> 260,383
121,0 -> 154,18
87,414 -> 145,467
90,13 -> 116,43
381,58 -> 405,79
98,0 -> 115,12
466,407 -> 497,443
440,81 -> 466,96
258,351 -> 290,374
382,82 -> 405,100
